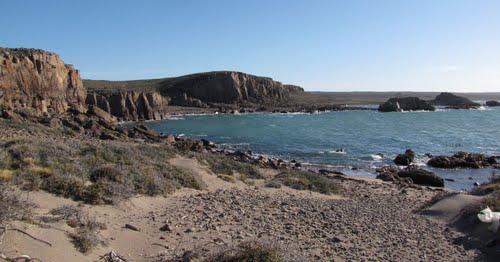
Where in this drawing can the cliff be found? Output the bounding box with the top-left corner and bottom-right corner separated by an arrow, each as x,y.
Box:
162,71 -> 290,105
378,97 -> 436,112
0,48 -> 86,114
86,91 -> 168,121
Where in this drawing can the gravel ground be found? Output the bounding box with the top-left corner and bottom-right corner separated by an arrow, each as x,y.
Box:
149,178 -> 483,261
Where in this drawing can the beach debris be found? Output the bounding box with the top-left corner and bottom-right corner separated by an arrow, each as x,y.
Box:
477,207 -> 500,233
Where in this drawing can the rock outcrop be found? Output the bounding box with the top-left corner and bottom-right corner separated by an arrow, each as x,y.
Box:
163,71 -> 290,105
394,149 -> 416,166
428,152 -> 498,169
378,97 -> 435,112
486,100 -> 500,107
376,166 -> 444,187
431,92 -> 480,108
86,91 -> 168,121
284,85 -> 305,93
0,48 -> 86,114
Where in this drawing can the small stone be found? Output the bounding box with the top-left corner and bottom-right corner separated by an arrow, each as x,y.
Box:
125,224 -> 140,232
185,228 -> 194,233
160,224 -> 173,232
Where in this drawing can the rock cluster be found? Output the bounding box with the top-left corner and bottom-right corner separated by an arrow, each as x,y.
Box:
0,48 -> 87,114
486,100 -> 500,107
378,97 -> 435,112
431,92 -> 480,109
376,166 -> 444,187
428,152 -> 498,169
86,91 -> 168,121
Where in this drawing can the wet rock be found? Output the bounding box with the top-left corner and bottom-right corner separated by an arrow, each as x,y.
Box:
394,149 -> 416,166
378,97 -> 435,112
397,168 -> 444,187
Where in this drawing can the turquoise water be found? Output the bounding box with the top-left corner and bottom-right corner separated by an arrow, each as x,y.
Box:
146,107 -> 500,191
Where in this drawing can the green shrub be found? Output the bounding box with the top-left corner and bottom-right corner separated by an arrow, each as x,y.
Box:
271,169 -> 340,195
197,154 -> 262,180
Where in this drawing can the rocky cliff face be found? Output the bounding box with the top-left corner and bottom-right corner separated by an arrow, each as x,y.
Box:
0,48 -> 86,114
378,97 -> 435,112
86,91 -> 168,121
163,71 -> 290,105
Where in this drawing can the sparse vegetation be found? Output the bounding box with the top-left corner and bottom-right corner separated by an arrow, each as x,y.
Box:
164,241 -> 299,262
0,136 -> 204,204
270,169 -> 340,195
0,183 -> 36,226
196,153 -> 263,180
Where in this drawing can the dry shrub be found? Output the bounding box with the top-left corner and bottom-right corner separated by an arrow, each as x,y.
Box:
0,183 -> 36,226
50,205 -> 107,253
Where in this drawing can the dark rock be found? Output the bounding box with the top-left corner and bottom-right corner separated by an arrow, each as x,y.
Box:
431,92 -> 480,107
473,182 -> 480,186
100,131 -> 118,140
160,224 -> 173,232
394,149 -> 416,166
485,100 -> 500,107
378,97 -> 435,112
428,152 -> 496,169
397,168 -> 444,187
444,178 -> 455,182
1,110 -> 22,121
62,119 -> 84,133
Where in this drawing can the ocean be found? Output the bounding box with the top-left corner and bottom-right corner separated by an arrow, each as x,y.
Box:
146,106 -> 500,191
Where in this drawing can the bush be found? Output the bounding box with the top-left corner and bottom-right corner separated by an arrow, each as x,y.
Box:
1,138 -> 203,204
207,241 -> 284,262
69,213 -> 107,253
197,154 -> 263,180
0,183 -> 36,226
271,170 -> 340,195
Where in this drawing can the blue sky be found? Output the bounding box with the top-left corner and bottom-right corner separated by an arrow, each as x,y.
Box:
2,0 -> 500,92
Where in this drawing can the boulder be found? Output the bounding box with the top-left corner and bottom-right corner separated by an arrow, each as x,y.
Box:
394,149 -> 416,166
0,48 -> 86,113
397,168 -> 444,187
486,101 -> 500,107
378,97 -> 435,112
431,92 -> 480,107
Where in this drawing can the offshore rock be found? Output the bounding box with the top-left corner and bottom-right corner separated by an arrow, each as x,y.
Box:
0,48 -> 87,113
378,97 -> 435,112
431,92 -> 480,108
485,101 -> 500,107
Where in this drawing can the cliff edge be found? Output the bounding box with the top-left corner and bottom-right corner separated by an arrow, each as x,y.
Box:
0,48 -> 86,113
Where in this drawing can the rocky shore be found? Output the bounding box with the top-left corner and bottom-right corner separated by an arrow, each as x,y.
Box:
1,47 -> 500,261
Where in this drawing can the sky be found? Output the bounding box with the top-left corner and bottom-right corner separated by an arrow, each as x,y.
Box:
2,0 -> 500,92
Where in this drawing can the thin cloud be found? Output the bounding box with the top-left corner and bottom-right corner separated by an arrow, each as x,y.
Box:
427,65 -> 463,72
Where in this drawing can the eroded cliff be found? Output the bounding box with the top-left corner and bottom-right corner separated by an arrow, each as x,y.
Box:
86,91 -> 168,121
163,71 -> 290,105
0,48 -> 86,113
